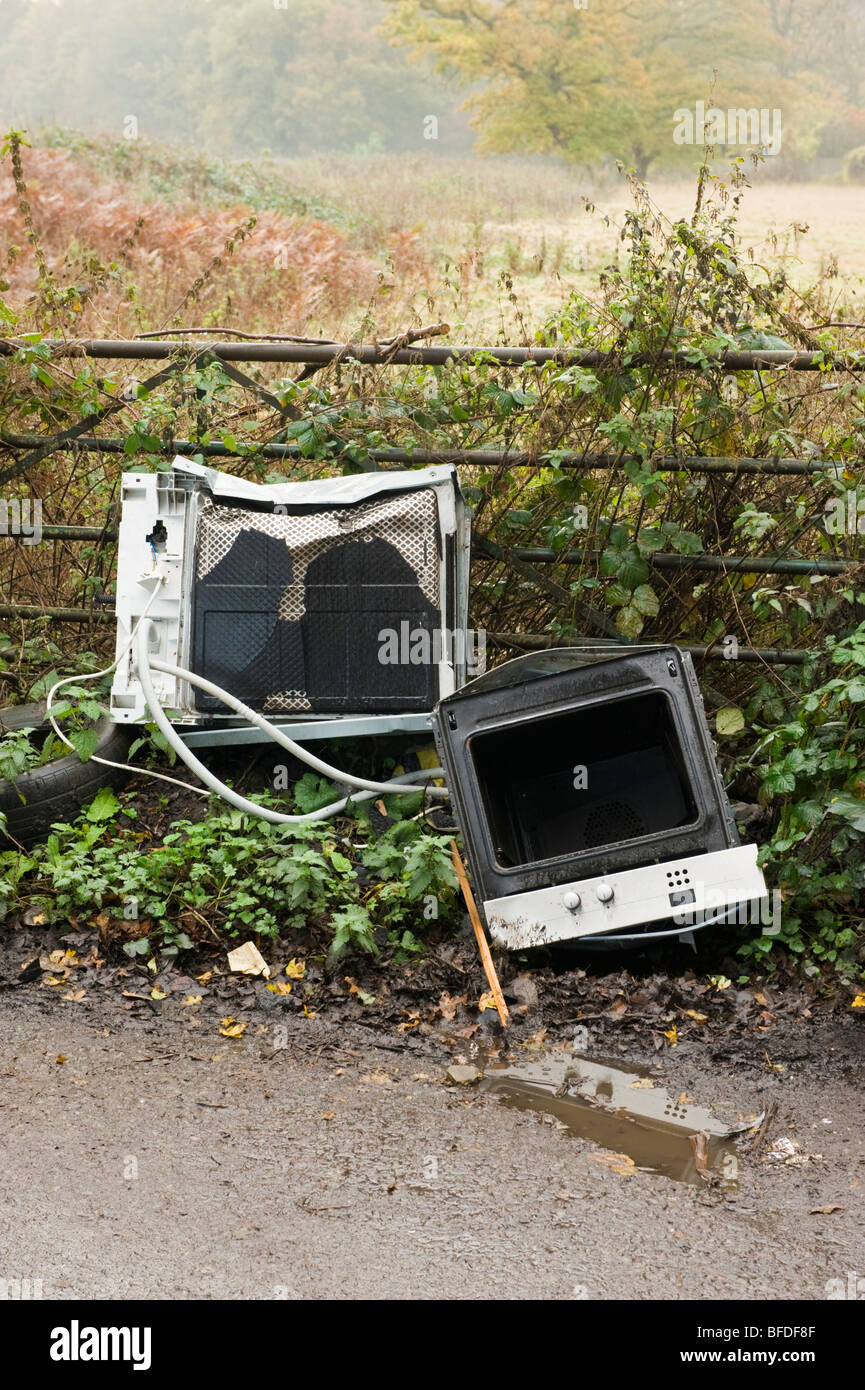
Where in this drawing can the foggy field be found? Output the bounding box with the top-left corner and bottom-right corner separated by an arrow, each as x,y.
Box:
3,134 -> 864,339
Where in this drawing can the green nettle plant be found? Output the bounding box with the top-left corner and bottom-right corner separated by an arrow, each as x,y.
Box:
1,130 -> 864,976
0,787 -> 459,962
742,622 -> 865,978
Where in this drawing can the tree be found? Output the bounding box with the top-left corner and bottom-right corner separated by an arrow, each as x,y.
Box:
0,0 -> 472,156
381,0 -> 861,174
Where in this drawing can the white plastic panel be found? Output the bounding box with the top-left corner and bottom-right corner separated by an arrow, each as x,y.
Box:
110,457 -> 470,727
484,844 -> 768,948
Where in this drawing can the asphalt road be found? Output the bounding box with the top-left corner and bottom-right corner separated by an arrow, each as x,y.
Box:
1,993 -> 862,1301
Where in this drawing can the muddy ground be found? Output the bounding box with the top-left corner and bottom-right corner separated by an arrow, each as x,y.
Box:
1,916 -> 862,1300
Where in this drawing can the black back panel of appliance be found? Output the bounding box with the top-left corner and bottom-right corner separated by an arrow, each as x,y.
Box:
191,495 -> 440,714
191,527 -> 305,713
301,537 -> 437,712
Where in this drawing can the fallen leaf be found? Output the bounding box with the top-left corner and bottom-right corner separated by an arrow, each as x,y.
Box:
182,994 -> 202,1006
62,989 -> 86,1002
267,982 -> 292,996
227,941 -> 270,979
219,1017 -> 247,1039
716,706 -> 745,736
345,977 -> 376,1005
478,990 -> 497,1012
586,1151 -> 636,1176
629,1077 -> 654,1089
362,1070 -> 396,1087
302,1005 -> 317,1018
320,1112 -> 336,1121
285,958 -> 306,980
196,971 -> 214,984
55,1054 -> 67,1065
451,1022 -> 479,1039
151,987 -> 168,1001
438,991 -> 464,1020
664,1025 -> 678,1047
682,1009 -> 708,1023
764,1052 -> 786,1074
852,994 -> 865,1009
809,1204 -> 842,1215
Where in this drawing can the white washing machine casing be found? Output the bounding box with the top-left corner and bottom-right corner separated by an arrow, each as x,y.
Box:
110,457 -> 470,745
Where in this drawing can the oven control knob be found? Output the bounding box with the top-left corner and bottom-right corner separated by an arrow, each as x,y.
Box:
596,882 -> 614,903
562,891 -> 581,912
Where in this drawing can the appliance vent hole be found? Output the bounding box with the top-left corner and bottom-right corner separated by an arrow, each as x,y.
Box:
584,801 -> 646,848
666,867 -> 691,884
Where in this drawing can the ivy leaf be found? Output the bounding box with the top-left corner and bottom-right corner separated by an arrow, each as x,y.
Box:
122,936 -> 150,957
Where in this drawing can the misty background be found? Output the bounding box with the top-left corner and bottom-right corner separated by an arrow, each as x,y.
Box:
1,0 -> 865,176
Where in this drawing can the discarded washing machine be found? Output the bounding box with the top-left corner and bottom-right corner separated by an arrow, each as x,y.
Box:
110,457 -> 470,747
432,646 -> 768,948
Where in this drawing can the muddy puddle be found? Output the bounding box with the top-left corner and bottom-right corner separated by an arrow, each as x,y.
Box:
482,1054 -> 750,1185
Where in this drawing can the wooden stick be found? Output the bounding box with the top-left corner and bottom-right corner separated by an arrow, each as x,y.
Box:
450,840 -> 509,1028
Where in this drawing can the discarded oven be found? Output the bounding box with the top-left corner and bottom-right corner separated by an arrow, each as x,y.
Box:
432,646 -> 768,947
111,457 -> 470,743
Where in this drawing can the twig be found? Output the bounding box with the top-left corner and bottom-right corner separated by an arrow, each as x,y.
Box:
375,323 -> 451,351
449,841 -> 509,1028
134,328 -> 340,344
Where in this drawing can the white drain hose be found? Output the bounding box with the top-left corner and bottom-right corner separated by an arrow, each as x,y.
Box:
135,619 -> 448,824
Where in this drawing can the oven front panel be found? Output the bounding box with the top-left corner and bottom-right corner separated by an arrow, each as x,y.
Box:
484,845 -> 768,948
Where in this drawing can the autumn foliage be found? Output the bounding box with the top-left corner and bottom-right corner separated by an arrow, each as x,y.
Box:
0,147 -> 380,336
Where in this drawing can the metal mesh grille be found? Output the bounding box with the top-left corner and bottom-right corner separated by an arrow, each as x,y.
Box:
191,487 -> 441,713
195,488 -> 439,617
583,801 -> 646,848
